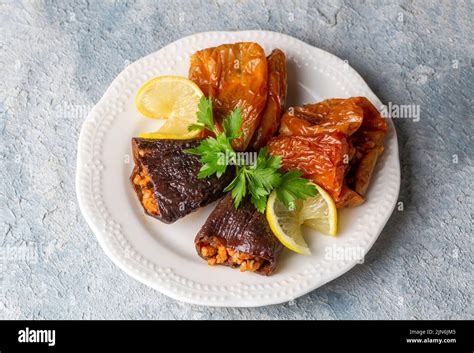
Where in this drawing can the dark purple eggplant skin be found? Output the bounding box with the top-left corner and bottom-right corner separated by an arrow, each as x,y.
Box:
131,138 -> 234,224
195,193 -> 284,275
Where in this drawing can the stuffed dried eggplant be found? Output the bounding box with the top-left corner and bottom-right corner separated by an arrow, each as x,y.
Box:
250,49 -> 287,150
188,42 -> 268,151
195,194 -> 283,275
269,97 -> 387,208
131,138 -> 233,223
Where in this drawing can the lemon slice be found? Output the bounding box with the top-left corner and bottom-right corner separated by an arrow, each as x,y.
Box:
136,76 -> 204,139
266,194 -> 310,255
266,183 -> 337,255
300,184 -> 337,236
138,131 -> 195,140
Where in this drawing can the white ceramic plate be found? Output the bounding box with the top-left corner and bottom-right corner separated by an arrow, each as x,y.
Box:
76,31 -> 400,307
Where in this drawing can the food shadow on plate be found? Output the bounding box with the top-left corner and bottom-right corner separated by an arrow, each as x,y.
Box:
286,59 -> 322,107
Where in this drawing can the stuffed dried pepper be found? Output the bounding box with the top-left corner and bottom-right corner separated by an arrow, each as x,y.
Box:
188,42 -> 268,151
250,49 -> 287,150
269,97 -> 388,208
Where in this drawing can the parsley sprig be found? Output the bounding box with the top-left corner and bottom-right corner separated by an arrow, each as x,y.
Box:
186,96 -> 317,212
185,97 -> 241,178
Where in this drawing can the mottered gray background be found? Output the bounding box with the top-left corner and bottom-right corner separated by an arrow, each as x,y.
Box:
0,0 -> 472,319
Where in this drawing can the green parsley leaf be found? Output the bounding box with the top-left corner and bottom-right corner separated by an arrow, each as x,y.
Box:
186,98 -> 316,213
222,107 -> 242,140
251,194 -> 268,213
249,167 -> 281,193
224,153 -> 282,213
185,97 -> 243,179
256,147 -> 281,170
224,171 -> 246,208
185,138 -> 226,178
187,96 -> 216,134
276,170 -> 318,209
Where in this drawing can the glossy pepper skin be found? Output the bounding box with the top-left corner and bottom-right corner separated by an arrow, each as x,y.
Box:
130,138 -> 234,223
195,194 -> 283,276
269,97 -> 388,208
250,49 -> 287,150
188,42 -> 268,151
279,97 -> 387,138
268,132 -> 353,207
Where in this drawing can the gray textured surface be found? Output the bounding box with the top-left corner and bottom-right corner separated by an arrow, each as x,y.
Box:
0,0 -> 473,319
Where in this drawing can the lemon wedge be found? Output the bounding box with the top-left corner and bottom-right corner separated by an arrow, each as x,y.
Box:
300,184 -> 337,236
266,183 -> 338,255
266,194 -> 310,255
136,76 -> 204,139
